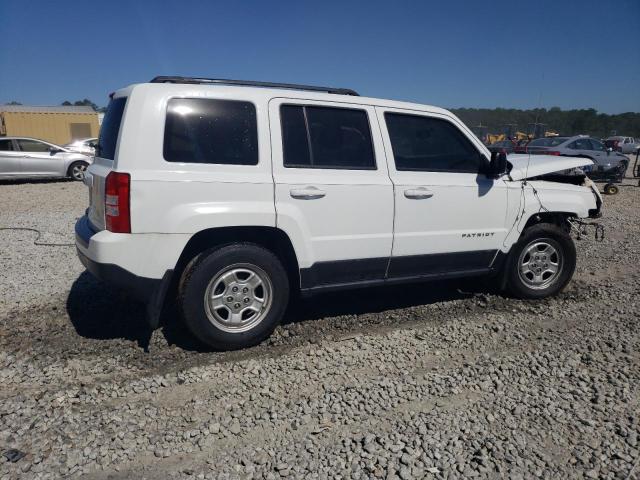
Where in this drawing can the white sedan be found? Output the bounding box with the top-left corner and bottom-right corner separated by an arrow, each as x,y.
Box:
63,137 -> 98,155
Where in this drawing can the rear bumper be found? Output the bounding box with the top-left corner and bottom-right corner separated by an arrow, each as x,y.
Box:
75,215 -> 162,303
76,247 -> 161,303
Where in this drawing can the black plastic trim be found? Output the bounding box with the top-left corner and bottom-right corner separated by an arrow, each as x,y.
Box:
150,76 -> 359,96
388,250 -> 496,278
76,248 -> 163,303
75,214 -> 95,249
300,257 -> 388,289
300,267 -> 491,295
300,250 -> 499,293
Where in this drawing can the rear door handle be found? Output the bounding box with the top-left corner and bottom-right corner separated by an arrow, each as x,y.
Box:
290,186 -> 326,200
404,187 -> 434,199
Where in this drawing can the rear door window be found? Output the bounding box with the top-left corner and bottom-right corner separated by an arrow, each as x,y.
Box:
98,97 -> 127,160
281,105 -> 376,169
163,98 -> 258,165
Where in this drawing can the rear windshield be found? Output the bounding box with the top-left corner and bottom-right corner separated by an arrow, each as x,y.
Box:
528,137 -> 567,147
97,97 -> 127,160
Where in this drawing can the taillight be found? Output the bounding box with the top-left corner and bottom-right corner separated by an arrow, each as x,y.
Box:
546,151 -> 561,156
105,172 -> 131,233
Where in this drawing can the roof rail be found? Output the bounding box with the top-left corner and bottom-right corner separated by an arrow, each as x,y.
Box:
149,76 -> 359,96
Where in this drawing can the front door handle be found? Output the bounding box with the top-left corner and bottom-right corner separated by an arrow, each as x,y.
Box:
404,187 -> 434,199
290,186 -> 326,200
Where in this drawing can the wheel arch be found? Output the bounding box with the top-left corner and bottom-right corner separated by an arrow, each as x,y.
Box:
66,158 -> 90,177
173,226 -> 300,292
521,211 -> 574,233
498,214 -> 575,291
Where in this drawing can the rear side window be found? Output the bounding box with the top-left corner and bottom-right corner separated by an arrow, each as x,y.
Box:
569,138 -> 591,150
98,97 -> 127,160
0,139 -> 14,151
384,113 -> 481,172
164,98 -> 258,165
281,105 -> 376,169
529,137 -> 567,147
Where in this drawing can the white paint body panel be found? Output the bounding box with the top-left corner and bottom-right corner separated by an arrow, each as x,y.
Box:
507,154 -> 594,181
79,82 -> 600,282
268,98 -> 393,268
501,180 -> 600,251
375,107 -> 508,257
76,230 -> 190,279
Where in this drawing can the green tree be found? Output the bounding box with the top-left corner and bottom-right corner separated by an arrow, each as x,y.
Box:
450,107 -> 640,138
60,99 -> 103,111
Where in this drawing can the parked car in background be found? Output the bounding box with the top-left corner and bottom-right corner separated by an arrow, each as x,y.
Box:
487,140 -> 516,154
526,135 -> 628,186
0,137 -> 92,181
524,136 -> 569,154
512,139 -> 530,154
605,136 -> 639,154
64,137 -> 97,155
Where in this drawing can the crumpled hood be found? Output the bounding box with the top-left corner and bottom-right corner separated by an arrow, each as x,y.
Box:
506,154 -> 594,181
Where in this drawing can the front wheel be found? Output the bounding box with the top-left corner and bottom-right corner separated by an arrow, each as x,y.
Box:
67,161 -> 88,181
179,243 -> 289,350
505,223 -> 576,299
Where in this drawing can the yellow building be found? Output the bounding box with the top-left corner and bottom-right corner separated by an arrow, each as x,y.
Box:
0,105 -> 100,146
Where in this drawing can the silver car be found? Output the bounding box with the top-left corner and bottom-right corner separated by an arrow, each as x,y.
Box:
63,137 -> 98,155
605,136 -> 640,154
0,137 -> 92,181
527,135 -> 629,180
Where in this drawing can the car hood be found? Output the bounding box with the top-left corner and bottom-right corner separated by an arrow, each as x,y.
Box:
506,154 -> 594,181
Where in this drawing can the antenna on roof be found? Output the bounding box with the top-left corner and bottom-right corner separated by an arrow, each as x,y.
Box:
149,76 -> 359,96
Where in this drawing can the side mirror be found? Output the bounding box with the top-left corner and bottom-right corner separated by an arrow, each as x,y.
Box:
487,151 -> 509,178
606,147 -> 612,153
48,147 -> 62,155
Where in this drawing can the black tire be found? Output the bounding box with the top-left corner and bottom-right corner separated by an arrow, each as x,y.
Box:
67,161 -> 89,181
505,223 -> 576,299
179,243 -> 289,350
604,183 -> 619,195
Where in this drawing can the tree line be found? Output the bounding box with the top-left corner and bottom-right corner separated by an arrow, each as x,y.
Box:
450,107 -> 640,139
4,100 -> 639,138
4,99 -> 106,112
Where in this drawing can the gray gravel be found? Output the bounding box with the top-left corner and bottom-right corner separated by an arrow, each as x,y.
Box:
0,163 -> 639,480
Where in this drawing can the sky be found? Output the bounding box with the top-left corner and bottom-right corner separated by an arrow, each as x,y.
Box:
1,0 -> 639,114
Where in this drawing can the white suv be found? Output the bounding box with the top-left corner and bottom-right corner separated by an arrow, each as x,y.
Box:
75,76 -> 602,350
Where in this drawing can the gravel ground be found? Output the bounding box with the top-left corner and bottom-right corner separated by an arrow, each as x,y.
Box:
0,162 -> 639,479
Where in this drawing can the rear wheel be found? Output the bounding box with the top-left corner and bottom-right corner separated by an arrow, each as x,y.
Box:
506,223 -> 576,299
67,161 -> 88,181
179,243 -> 289,350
